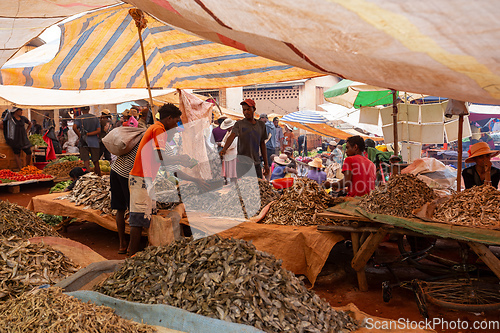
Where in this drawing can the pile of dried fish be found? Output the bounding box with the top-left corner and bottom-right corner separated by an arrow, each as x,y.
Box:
434,184 -> 500,229
43,160 -> 84,178
0,287 -> 156,332
0,200 -> 60,238
58,173 -> 113,215
359,174 -> 436,218
0,237 -> 79,300
95,236 -> 358,332
153,173 -> 179,203
261,178 -> 334,225
182,177 -> 279,219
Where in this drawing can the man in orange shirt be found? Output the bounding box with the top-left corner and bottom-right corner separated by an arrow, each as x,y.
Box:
128,103 -> 208,255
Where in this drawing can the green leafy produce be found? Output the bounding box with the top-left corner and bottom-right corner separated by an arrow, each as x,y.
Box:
29,134 -> 47,147
49,180 -> 72,193
37,213 -> 63,226
46,156 -> 79,168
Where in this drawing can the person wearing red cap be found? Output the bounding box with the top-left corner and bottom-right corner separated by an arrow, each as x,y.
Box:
220,99 -> 269,178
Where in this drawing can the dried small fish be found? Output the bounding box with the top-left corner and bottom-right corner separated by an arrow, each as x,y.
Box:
359,174 -> 436,218
0,287 -> 156,332
94,235 -> 358,332
182,177 -> 280,218
261,178 -> 334,226
0,237 -> 79,300
0,200 -> 60,238
58,173 -> 113,215
434,184 -> 500,229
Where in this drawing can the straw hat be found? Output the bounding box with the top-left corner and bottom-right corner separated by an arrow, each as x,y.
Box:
329,140 -> 337,146
465,142 -> 499,163
122,109 -> 131,117
101,109 -> 111,116
274,154 -> 291,166
308,157 -> 324,168
220,118 -> 236,130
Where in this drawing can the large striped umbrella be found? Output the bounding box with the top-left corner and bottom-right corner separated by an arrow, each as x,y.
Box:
0,3 -> 319,90
281,110 -> 362,140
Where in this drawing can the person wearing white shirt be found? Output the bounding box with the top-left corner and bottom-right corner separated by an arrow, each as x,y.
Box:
220,118 -> 238,184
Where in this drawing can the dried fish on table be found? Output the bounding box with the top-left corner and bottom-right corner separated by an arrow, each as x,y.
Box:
0,236 -> 79,301
261,178 -> 334,226
359,174 -> 436,218
0,200 -> 60,238
181,177 -> 279,218
434,184 -> 500,229
94,235 -> 358,333
0,287 -> 156,332
58,173 -> 113,215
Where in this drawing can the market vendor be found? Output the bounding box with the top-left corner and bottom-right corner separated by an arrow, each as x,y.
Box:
0,107 -> 33,170
326,135 -> 376,196
271,154 -> 297,180
462,142 -> 500,189
128,103 -> 209,256
307,157 -> 327,185
65,167 -> 89,192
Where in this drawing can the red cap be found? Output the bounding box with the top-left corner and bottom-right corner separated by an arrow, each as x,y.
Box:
240,99 -> 256,107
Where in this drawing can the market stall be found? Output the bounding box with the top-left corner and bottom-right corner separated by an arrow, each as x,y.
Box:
27,192 -> 179,245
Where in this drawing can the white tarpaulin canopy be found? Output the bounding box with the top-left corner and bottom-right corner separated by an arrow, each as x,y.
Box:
319,103 -> 384,137
0,85 -> 174,109
0,0 -> 118,66
121,0 -> 500,105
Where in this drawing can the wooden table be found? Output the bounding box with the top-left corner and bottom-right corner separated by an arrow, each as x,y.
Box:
316,211 -> 500,292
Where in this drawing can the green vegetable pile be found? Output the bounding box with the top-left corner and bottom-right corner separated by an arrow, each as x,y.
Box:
46,156 -> 80,168
49,180 -> 72,193
29,134 -> 47,147
36,213 -> 63,226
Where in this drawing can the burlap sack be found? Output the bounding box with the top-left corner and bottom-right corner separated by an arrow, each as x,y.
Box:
102,126 -> 145,156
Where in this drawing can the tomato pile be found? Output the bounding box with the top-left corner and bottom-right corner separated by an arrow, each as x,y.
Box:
0,169 -> 53,183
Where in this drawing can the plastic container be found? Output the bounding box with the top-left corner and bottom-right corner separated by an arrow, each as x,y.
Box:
271,177 -> 294,189
34,161 -> 49,170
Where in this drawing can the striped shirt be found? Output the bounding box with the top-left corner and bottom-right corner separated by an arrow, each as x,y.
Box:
111,142 -> 140,179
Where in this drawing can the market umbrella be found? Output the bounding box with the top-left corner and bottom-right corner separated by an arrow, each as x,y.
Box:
324,80 -> 402,156
280,110 -> 369,140
0,3 -> 319,91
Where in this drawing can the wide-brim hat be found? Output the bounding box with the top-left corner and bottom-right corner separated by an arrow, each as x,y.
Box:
220,118 -> 236,130
308,157 -> 324,168
122,109 -> 131,117
329,140 -> 337,146
465,142 -> 500,163
101,109 -> 111,116
274,153 -> 291,166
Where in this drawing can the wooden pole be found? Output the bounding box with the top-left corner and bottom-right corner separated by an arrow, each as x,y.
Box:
129,9 -> 156,117
456,114 -> 464,192
391,90 -> 399,157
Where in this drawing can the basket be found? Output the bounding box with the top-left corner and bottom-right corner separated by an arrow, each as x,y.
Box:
271,177 -> 294,189
34,161 -> 49,170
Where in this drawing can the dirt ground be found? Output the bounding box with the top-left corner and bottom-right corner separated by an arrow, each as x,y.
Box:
1,182 -> 499,332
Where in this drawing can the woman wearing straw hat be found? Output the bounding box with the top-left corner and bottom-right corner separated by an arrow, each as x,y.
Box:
220,118 -> 238,185
462,142 -> 500,189
271,153 -> 297,180
307,157 -> 327,185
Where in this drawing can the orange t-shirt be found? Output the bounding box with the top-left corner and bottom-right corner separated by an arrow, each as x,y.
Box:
130,121 -> 175,178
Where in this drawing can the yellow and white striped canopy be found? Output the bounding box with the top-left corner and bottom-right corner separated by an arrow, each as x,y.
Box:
0,3 -> 319,90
